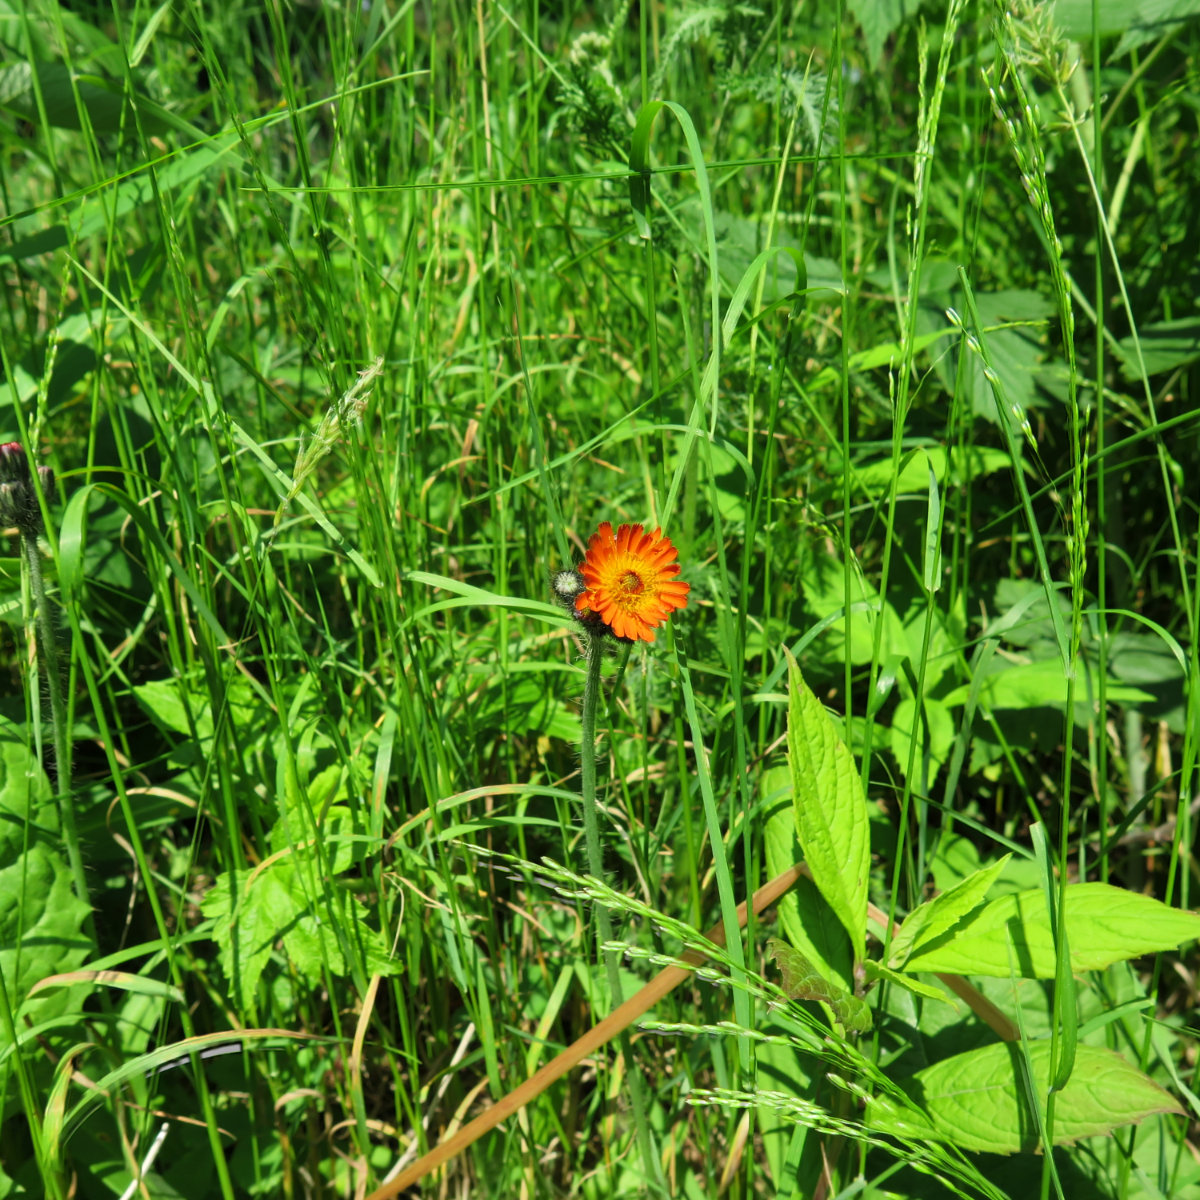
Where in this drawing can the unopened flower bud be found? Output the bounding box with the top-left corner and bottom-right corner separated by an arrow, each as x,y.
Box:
0,443 -> 53,535
0,442 -> 31,485
37,465 -> 56,507
551,569 -> 586,606
0,481 -> 23,528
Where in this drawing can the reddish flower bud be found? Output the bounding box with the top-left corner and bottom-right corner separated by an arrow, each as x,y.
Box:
0,443 -> 53,535
0,442 -> 31,485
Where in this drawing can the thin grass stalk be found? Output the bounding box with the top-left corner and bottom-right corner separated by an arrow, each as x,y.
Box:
0,959 -> 64,1199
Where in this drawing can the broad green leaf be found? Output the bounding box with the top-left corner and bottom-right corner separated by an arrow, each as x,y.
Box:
0,721 -> 56,850
900,590 -> 965,696
4,843 -> 93,1020
930,832 -> 984,893
807,328 -> 954,393
473,671 -> 582,742
915,263 -> 1055,422
901,882 -> 1200,978
1109,630 -> 1190,687
202,863 -> 400,1011
988,577 -> 1067,648
763,767 -> 854,992
132,676 -> 221,740
1114,316 -> 1200,379
873,1041 -> 1181,1153
1052,0 -> 1200,55
275,869 -> 348,982
959,288 -> 1055,423
202,864 -> 342,1010
798,551 -> 907,668
854,444 -> 1013,495
847,0 -> 911,66
888,856 -> 1011,969
785,651 -> 869,962
0,727 -> 93,1029
768,939 -> 872,1034
941,657 -> 1154,711
702,207 -> 835,303
200,872 -> 278,1011
755,1015 -> 817,1191
0,62 -> 176,134
2,138 -> 235,264
272,799 -> 357,876
888,694 -> 955,787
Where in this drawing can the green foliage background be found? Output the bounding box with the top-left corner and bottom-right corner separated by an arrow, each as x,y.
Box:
1,0 -> 1198,1196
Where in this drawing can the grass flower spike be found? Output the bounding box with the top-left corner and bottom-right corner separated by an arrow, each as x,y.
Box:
575,522 -> 689,642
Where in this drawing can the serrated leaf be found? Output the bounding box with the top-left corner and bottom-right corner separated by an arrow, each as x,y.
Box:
901,882 -> 1200,978
768,939 -> 872,1033
0,728 -> 93,1028
200,871 -> 278,1011
872,1041 -> 1181,1153
272,795 -> 357,876
763,765 -> 854,991
201,862 -> 400,1010
785,651 -> 869,962
239,863 -> 350,986
888,855 -> 1011,968
847,0 -> 910,65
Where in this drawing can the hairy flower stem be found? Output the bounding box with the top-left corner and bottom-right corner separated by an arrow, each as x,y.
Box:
578,636 -> 607,918
578,634 -> 664,1188
21,530 -> 89,927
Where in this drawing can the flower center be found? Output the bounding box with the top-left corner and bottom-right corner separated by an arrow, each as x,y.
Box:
618,570 -> 644,596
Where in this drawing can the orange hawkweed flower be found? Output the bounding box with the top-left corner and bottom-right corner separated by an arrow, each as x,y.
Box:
574,522 -> 689,642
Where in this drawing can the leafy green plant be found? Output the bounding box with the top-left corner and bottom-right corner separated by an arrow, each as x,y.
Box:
768,654 -> 1198,1190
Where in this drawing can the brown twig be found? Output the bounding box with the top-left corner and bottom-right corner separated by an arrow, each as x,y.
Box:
368,867 -> 1020,1197
366,864 -> 806,1198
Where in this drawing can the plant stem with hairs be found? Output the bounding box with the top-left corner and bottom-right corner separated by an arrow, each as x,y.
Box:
554,523 -> 691,1191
